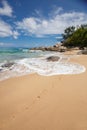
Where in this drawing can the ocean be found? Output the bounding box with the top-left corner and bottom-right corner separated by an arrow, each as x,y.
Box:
0,47 -> 86,81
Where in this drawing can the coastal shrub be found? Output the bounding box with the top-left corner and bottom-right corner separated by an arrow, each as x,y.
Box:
62,26 -> 75,40
62,24 -> 87,48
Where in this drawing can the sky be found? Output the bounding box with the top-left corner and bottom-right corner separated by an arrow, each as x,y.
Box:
0,0 -> 87,48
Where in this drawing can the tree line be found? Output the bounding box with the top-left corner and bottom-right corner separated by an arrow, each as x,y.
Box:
62,24 -> 87,49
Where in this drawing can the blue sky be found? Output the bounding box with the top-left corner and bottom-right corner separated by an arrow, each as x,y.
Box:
0,0 -> 87,47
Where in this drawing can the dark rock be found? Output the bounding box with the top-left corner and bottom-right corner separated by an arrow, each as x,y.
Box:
0,69 -> 2,72
30,43 -> 67,52
77,50 -> 87,55
46,56 -> 60,62
58,46 -> 67,52
1,62 -> 14,68
82,50 -> 87,54
77,51 -> 82,55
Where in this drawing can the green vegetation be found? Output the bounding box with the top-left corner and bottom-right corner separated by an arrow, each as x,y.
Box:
62,24 -> 87,48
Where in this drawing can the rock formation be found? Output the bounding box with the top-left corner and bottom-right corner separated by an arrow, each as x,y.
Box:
30,43 -> 67,52
46,56 -> 60,62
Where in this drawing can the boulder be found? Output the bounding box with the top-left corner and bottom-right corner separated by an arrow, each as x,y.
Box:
81,50 -> 87,54
1,62 -> 14,68
0,69 -> 2,72
58,46 -> 67,52
46,56 -> 60,62
77,50 -> 87,55
30,43 -> 67,52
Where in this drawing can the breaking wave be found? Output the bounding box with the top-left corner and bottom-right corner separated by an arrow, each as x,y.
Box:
0,54 -> 86,81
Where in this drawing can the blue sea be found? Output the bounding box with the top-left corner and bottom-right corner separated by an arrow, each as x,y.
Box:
0,47 -> 86,81
0,47 -> 47,62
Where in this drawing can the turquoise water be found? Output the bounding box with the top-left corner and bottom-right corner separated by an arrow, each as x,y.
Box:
0,47 -> 48,62
0,47 -> 86,81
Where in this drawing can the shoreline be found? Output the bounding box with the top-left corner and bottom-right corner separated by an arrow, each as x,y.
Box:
0,54 -> 87,130
0,51 -> 86,81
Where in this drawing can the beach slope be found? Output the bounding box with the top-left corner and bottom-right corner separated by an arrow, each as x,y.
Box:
0,55 -> 87,130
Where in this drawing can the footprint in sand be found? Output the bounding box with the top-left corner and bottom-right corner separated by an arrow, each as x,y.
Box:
12,115 -> 16,119
37,96 -> 40,99
25,106 -> 29,110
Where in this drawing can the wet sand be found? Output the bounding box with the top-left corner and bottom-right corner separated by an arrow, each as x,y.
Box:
0,55 -> 87,130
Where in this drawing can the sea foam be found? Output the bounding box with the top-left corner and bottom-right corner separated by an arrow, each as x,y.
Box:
0,53 -> 86,81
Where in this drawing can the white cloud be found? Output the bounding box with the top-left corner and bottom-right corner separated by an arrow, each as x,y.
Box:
49,7 -> 63,17
13,31 -> 19,39
16,8 -> 87,37
0,19 -> 19,38
0,20 -> 12,37
0,0 -> 13,17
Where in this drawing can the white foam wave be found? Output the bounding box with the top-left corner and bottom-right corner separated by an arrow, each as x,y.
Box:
18,57 -> 85,76
0,55 -> 86,81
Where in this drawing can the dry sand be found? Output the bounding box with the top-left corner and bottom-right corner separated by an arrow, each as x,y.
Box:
0,54 -> 87,130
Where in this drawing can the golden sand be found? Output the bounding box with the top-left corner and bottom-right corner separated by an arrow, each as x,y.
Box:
0,54 -> 87,130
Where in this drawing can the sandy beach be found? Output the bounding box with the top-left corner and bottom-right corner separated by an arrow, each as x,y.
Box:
0,54 -> 87,130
